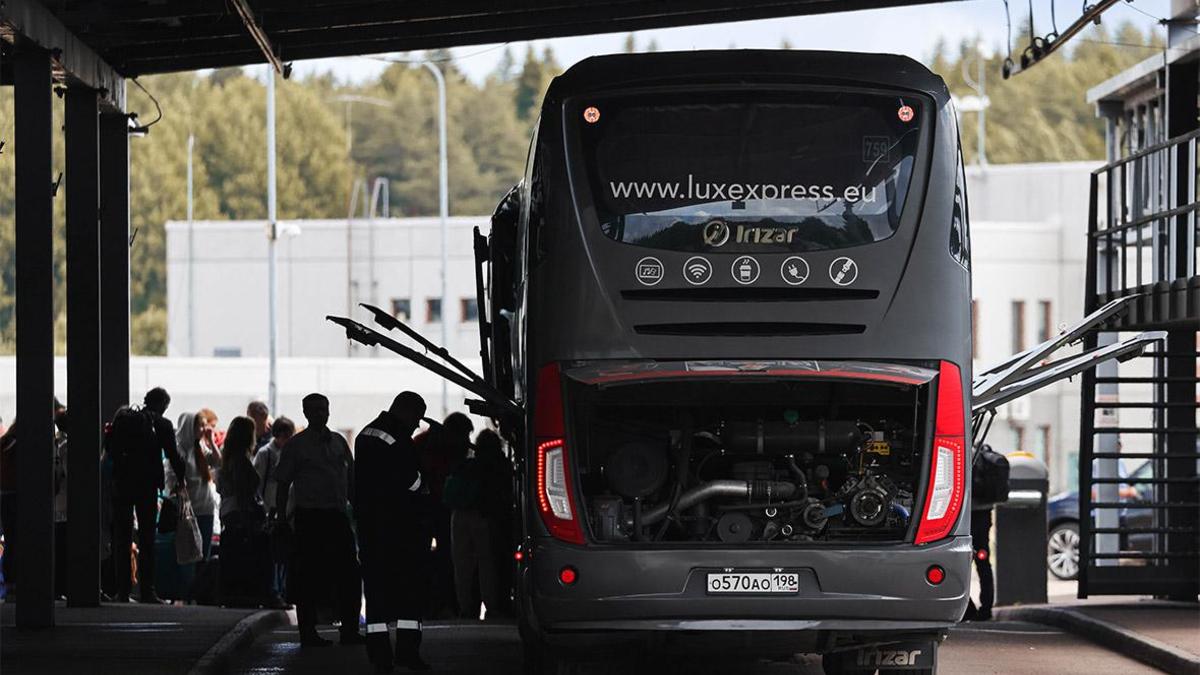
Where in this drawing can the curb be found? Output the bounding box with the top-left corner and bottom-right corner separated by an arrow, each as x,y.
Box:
994,606 -> 1200,674
189,609 -> 289,675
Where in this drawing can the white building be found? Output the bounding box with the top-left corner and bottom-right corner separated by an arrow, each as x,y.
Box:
967,162 -> 1097,491
165,216 -> 489,361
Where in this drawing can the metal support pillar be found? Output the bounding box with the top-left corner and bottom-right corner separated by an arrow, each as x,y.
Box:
1164,57 -> 1199,601
98,109 -> 130,424
65,86 -> 101,607
13,44 -> 56,629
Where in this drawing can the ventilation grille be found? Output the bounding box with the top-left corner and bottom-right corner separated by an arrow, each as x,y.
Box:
634,322 -> 867,337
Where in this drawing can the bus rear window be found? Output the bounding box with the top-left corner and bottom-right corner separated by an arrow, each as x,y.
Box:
576,91 -> 925,254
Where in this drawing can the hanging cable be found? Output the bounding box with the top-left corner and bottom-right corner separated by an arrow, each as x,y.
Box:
1050,0 -> 1060,41
129,77 -> 163,134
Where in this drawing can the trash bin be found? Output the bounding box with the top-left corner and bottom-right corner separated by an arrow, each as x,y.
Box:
995,452 -> 1049,606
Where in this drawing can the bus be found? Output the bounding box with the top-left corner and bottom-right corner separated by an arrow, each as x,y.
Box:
485,50 -> 969,674
326,48 -> 1166,675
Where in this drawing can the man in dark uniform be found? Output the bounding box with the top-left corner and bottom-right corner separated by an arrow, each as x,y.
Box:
355,392 -> 432,672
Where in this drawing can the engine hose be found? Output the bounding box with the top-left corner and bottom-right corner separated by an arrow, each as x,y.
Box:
784,455 -> 810,502
638,480 -> 798,527
890,503 -> 910,520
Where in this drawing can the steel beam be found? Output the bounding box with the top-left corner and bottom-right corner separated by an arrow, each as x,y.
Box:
65,85 -> 102,608
14,43 -> 56,629
0,0 -> 124,110
228,0 -> 284,75
99,108 -> 130,428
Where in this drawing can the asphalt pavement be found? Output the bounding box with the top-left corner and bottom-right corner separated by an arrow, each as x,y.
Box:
225,619 -> 1161,675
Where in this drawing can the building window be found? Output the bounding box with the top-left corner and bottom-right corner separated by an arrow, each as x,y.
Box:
391,298 -> 411,322
1011,300 -> 1026,354
1011,424 -> 1025,452
1038,300 -> 1053,342
1035,424 -> 1051,461
971,299 -> 979,357
461,298 -> 479,322
426,298 -> 442,323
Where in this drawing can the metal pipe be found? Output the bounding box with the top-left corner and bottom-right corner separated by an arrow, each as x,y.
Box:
639,480 -> 798,527
266,67 -> 278,414
186,132 -> 194,357
420,60 -> 450,415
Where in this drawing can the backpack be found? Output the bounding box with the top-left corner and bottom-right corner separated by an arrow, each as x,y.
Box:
972,444 -> 1011,508
443,459 -> 484,511
105,406 -> 157,475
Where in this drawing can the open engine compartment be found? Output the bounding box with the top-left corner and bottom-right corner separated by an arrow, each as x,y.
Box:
567,374 -> 932,545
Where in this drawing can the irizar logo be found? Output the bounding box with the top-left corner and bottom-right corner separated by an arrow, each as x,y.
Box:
856,649 -> 923,667
702,220 -> 730,247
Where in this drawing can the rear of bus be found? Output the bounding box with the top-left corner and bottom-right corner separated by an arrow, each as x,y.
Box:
514,51 -> 972,664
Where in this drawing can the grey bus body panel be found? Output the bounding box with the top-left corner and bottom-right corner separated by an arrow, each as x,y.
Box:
525,535 -> 971,625
523,51 -> 971,440
514,50 -> 972,654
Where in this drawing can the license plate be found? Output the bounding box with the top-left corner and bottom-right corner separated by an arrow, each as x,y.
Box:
706,572 -> 799,594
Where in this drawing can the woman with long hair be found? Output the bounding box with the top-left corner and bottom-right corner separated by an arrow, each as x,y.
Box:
169,409 -> 221,562
217,416 -> 279,608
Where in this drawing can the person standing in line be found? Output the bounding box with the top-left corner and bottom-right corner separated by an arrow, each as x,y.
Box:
355,392 -> 433,672
415,412 -> 473,618
170,410 -> 221,562
110,387 -> 187,604
216,416 -> 277,608
52,408 -> 69,598
0,421 -> 14,598
446,428 -> 513,621
274,393 -> 363,647
247,401 -> 273,450
254,416 -> 295,604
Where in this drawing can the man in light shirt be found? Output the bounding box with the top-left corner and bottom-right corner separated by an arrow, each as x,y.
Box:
254,416 -> 295,605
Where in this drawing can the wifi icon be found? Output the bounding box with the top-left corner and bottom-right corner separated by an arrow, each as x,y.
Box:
683,256 -> 712,285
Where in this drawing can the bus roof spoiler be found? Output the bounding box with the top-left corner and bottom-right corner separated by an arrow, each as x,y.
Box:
325,314 -> 522,418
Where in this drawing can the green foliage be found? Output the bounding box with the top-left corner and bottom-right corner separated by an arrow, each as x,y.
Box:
935,21 -> 1162,164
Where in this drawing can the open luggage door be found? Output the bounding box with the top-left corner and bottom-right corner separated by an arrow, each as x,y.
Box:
970,295 -> 1164,446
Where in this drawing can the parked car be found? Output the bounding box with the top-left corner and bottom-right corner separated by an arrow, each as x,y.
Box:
1046,461 -> 1151,580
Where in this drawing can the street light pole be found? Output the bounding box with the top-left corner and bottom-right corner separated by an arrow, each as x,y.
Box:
267,67 -> 279,414
186,132 -> 195,357
420,60 -> 449,415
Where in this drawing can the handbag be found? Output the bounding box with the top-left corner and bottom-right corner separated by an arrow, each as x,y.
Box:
175,492 -> 204,565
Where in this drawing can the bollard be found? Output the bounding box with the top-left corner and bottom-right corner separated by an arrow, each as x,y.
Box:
995,453 -> 1049,606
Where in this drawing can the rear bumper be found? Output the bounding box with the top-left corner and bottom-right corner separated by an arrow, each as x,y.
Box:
522,535 -> 971,640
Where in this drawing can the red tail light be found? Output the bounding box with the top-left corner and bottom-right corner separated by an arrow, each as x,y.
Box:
915,360 -> 967,545
534,363 -> 585,545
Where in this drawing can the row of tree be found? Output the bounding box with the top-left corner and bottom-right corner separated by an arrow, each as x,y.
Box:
0,23 -> 1164,355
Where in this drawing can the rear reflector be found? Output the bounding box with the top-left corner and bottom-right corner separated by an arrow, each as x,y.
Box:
559,566 -> 578,585
926,565 -> 945,585
534,363 -> 585,545
915,361 -> 966,545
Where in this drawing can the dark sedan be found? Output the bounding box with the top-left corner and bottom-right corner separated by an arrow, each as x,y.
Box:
1046,461 -> 1151,580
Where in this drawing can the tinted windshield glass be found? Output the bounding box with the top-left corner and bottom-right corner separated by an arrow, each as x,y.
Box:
577,91 -> 924,253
